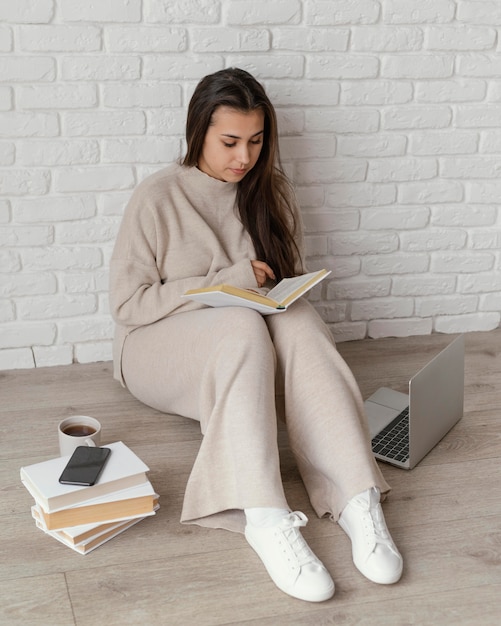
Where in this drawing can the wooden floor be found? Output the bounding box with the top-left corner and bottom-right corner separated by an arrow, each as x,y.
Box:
1,330 -> 500,625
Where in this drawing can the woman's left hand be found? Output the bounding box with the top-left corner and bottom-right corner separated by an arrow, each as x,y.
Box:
251,260 -> 275,287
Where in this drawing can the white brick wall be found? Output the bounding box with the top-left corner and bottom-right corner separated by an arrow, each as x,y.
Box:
1,0 -> 500,369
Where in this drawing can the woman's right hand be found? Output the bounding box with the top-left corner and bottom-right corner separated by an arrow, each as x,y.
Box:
251,260 -> 276,287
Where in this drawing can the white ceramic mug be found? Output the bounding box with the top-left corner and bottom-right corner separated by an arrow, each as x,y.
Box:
58,415 -> 102,456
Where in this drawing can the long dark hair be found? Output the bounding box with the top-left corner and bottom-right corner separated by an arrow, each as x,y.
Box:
182,68 -> 301,280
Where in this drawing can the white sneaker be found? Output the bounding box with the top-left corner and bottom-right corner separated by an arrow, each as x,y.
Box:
338,487 -> 403,584
245,511 -> 335,602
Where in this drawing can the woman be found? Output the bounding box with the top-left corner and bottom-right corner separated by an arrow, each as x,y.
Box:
110,68 -> 403,602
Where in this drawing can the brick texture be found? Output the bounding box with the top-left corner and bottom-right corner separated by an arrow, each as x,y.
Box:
1,0 -> 500,369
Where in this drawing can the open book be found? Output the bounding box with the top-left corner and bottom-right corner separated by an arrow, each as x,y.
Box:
183,269 -> 330,315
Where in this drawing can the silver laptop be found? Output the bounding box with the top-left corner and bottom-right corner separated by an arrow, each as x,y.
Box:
365,334 -> 465,470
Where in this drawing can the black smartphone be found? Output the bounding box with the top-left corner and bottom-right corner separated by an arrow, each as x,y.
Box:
58,446 -> 111,486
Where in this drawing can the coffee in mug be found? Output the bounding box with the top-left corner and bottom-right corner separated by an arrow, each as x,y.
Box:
58,415 -> 102,456
62,424 -> 97,437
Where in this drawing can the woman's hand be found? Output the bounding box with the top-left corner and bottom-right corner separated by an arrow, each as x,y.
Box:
251,260 -> 276,287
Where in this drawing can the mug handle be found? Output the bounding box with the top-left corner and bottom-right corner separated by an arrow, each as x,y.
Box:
84,438 -> 96,447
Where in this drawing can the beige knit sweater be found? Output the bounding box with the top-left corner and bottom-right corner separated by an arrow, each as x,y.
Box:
110,162 -> 302,384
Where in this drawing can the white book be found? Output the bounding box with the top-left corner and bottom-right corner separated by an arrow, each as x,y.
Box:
34,511 -> 158,555
33,481 -> 159,530
20,441 -> 150,512
182,269 -> 330,315
32,503 -> 160,553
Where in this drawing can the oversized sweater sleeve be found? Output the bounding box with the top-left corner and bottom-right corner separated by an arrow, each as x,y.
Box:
110,189 -> 257,328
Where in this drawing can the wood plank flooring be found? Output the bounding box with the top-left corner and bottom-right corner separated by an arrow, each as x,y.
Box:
1,330 -> 500,625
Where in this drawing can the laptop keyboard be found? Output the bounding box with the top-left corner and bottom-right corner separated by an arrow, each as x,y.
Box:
371,407 -> 410,463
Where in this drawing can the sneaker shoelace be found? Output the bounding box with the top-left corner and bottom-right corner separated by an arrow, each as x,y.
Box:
278,512 -> 319,567
353,492 -> 395,554
364,491 -> 397,554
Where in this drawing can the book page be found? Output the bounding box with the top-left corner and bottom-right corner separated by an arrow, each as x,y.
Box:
267,271 -> 325,304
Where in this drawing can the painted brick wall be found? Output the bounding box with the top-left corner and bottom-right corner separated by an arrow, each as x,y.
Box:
1,0 -> 500,370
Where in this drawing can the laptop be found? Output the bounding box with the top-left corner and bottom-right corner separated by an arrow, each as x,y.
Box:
365,334 -> 465,470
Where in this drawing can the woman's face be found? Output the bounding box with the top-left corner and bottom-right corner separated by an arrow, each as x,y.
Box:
197,106 -> 265,183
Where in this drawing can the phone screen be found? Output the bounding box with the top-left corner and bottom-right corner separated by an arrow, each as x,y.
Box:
58,446 -> 111,486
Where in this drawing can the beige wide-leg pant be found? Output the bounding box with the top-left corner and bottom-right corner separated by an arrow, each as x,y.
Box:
121,298 -> 390,533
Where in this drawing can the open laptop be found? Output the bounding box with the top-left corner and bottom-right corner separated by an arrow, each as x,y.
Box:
365,334 -> 465,470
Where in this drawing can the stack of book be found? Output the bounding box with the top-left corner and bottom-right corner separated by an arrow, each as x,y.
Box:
20,441 -> 159,554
